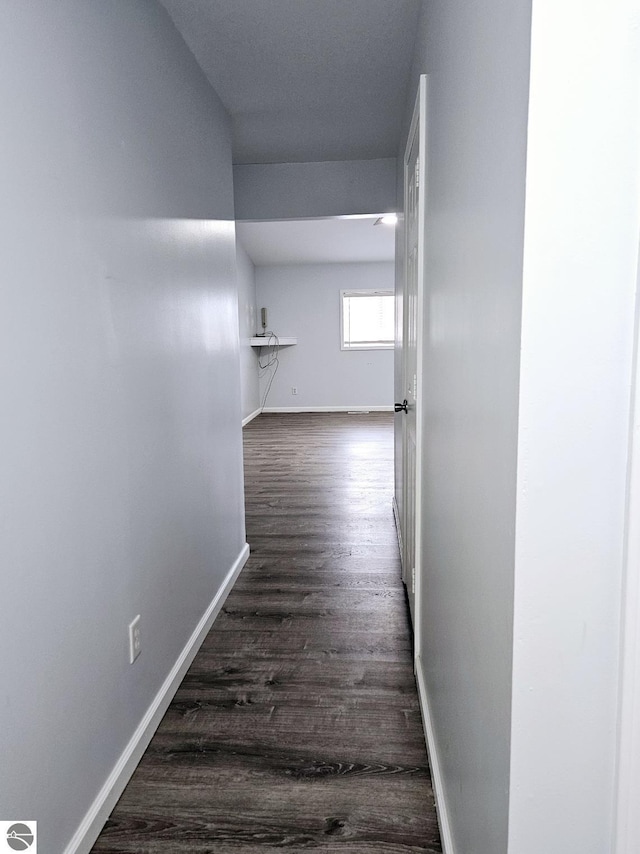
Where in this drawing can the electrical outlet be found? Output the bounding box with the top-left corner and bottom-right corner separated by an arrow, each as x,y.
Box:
128,615 -> 141,664
291,386 -> 298,395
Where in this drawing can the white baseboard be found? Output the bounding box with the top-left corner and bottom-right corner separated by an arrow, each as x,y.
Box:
64,543 -> 250,854
261,405 -> 394,413
242,408 -> 261,426
415,653 -> 456,854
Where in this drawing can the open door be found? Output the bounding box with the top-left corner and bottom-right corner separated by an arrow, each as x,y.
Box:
396,76 -> 427,633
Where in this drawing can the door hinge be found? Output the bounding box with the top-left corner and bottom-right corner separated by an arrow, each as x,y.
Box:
415,159 -> 420,189
411,566 -> 416,595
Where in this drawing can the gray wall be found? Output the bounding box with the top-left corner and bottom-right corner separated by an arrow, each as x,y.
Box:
397,2 -> 531,853
0,3 -> 246,852
509,1 -> 640,850
236,239 -> 260,420
234,158 -> 397,220
256,263 -> 394,410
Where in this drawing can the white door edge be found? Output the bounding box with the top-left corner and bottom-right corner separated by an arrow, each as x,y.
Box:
614,238 -> 640,854
403,75 -> 427,661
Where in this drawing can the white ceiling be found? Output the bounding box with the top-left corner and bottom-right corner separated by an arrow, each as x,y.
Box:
236,217 -> 396,266
160,0 -> 420,164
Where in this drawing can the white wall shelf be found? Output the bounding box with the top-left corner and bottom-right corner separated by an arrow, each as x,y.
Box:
250,337 -> 297,347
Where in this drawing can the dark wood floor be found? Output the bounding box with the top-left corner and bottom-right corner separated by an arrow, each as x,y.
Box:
91,412 -> 442,853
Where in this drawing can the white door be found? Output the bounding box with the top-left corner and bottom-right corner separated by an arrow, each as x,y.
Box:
397,76 -> 426,628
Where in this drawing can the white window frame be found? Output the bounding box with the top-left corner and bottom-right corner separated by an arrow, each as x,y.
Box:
340,289 -> 395,351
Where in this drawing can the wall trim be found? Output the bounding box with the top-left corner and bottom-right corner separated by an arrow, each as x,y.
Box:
262,405 -> 394,413
415,653 -> 456,854
64,543 -> 251,854
242,408 -> 262,427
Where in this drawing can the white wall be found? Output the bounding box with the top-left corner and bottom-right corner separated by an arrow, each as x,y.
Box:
256,263 -> 394,409
510,1 -> 640,851
399,2 -> 532,853
0,3 -> 246,852
236,239 -> 260,421
234,158 -> 397,221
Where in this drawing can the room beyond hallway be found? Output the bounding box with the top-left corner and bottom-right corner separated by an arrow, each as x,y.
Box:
91,413 -> 441,853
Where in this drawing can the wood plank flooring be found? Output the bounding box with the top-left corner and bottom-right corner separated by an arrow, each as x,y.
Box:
91,412 -> 442,853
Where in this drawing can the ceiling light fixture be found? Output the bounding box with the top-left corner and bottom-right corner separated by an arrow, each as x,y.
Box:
374,214 -> 398,226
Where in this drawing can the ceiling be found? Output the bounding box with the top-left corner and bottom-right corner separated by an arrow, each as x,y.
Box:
236,217 -> 396,266
160,0 -> 421,164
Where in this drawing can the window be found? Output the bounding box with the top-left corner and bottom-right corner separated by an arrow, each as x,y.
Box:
340,289 -> 395,350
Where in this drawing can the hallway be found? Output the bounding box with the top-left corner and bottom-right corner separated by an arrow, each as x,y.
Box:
91,413 -> 441,853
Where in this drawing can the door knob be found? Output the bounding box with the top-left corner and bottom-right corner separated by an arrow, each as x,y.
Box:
394,399 -> 408,413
